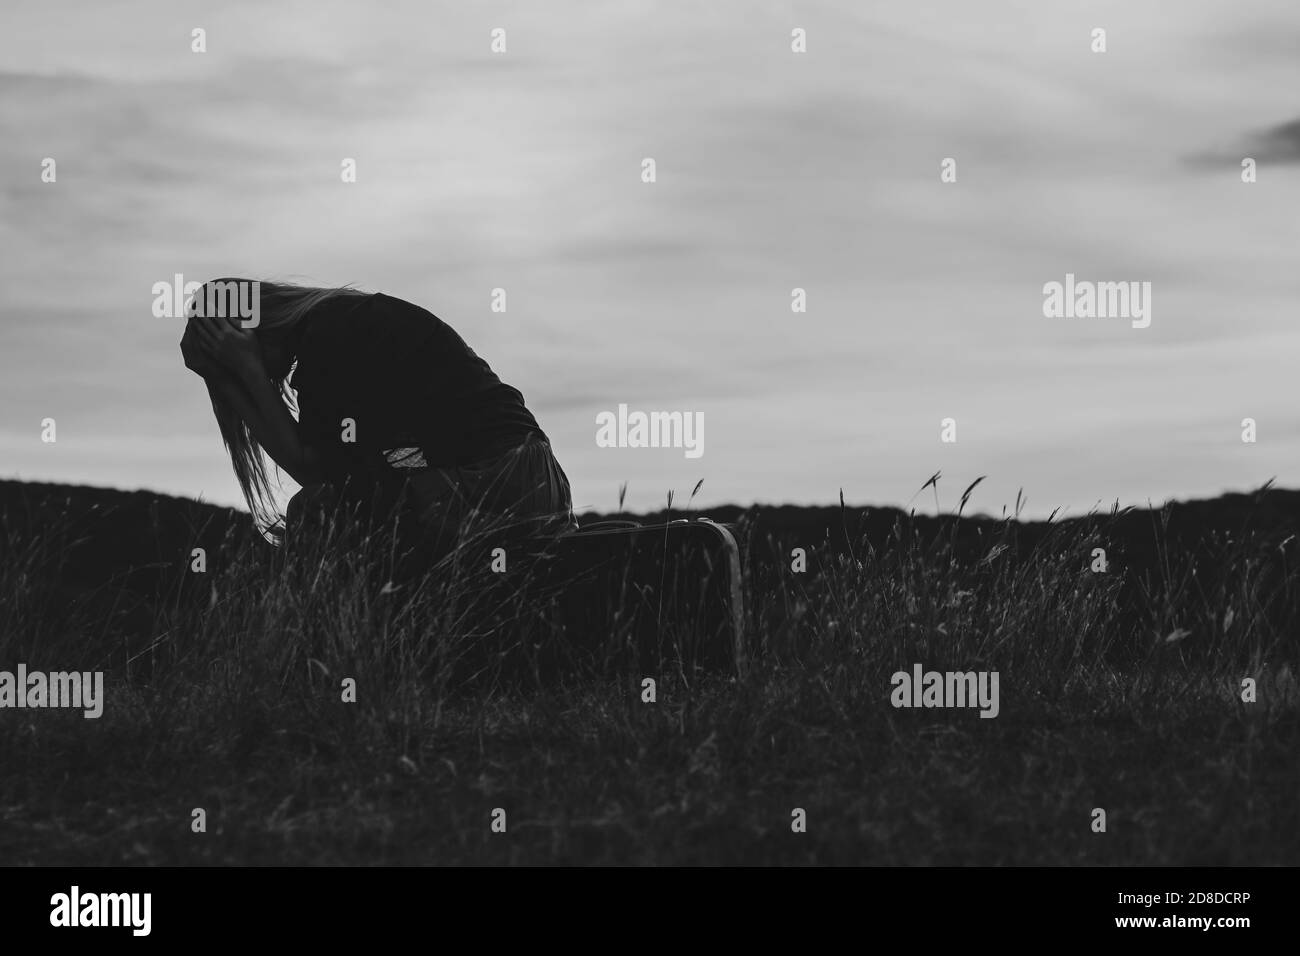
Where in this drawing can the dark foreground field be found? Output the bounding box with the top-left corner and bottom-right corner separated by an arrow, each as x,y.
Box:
1,477 -> 1297,865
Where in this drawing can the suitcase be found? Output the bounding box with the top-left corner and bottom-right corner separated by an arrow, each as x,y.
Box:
516,517 -> 747,680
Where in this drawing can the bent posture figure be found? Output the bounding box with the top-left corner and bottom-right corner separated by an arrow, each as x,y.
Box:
181,279 -> 576,557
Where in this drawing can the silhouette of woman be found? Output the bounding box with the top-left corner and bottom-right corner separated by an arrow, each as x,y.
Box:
180,279 -> 577,556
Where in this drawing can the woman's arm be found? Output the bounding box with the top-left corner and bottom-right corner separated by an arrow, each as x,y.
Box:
207,372 -> 325,487
187,316 -> 325,486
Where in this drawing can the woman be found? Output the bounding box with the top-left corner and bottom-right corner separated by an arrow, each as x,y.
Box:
180,279 -> 577,557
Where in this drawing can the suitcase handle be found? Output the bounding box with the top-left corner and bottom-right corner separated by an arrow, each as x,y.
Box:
573,519 -> 643,533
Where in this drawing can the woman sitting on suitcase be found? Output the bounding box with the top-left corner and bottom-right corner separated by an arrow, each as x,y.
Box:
179,278 -> 577,557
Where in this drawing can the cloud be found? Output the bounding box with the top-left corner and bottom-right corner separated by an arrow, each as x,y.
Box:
1188,116 -> 1300,168
1244,117 -> 1300,163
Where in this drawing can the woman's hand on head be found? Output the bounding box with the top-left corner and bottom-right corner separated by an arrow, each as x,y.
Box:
180,322 -> 219,379
187,313 -> 266,383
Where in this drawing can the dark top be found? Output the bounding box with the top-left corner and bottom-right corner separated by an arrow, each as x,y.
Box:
288,292 -> 544,483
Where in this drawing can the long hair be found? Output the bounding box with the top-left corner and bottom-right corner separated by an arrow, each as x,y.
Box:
191,278 -> 368,537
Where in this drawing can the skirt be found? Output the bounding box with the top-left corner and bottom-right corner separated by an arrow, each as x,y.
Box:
286,433 -> 578,558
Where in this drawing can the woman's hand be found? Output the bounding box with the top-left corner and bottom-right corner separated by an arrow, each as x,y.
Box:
187,313 -> 265,383
180,321 -> 219,379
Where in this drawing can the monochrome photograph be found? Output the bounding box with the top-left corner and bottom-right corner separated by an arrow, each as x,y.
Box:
0,0 -> 1292,938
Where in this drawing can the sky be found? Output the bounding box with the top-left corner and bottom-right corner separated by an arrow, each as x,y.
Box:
1,0 -> 1296,520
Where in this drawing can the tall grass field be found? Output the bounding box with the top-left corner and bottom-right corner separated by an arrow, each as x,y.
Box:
1,477 -> 1296,865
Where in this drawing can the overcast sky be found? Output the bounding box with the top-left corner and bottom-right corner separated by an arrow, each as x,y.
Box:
2,0 -> 1296,519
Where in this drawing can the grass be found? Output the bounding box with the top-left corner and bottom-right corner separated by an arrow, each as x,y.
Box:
0,477 -> 1297,865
